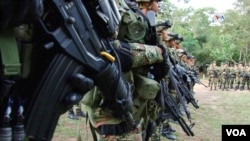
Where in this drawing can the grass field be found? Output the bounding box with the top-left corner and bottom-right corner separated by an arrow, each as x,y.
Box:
52,79 -> 250,141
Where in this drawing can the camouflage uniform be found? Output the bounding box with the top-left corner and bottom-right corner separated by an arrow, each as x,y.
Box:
219,62 -> 230,91
229,64 -> 237,89
239,66 -> 248,91
245,64 -> 250,90
236,62 -> 245,90
151,31 -> 184,141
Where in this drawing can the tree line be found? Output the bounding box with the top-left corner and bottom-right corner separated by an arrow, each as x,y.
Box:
158,0 -> 250,73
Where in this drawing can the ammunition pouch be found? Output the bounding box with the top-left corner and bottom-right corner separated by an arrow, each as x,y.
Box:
117,8 -> 146,43
132,75 -> 160,122
94,63 -> 135,128
135,75 -> 159,100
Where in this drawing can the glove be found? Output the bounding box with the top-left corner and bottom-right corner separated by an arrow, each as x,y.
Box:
149,44 -> 170,80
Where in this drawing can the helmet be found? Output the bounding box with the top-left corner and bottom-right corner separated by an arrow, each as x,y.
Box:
167,31 -> 177,38
175,34 -> 184,43
156,20 -> 172,32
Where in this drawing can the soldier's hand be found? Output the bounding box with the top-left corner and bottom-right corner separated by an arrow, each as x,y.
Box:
150,45 -> 170,80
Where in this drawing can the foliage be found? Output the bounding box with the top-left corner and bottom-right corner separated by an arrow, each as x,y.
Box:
158,0 -> 250,70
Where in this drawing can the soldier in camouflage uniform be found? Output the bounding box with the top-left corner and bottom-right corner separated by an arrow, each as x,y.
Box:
217,62 -> 223,89
152,28 -> 179,141
207,61 -> 219,90
234,62 -> 242,90
245,63 -> 250,90
229,63 -> 237,89
239,63 -> 248,91
185,55 -> 197,93
219,62 -> 230,91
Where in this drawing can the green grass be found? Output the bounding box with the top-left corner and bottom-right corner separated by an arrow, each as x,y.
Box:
52,80 -> 250,141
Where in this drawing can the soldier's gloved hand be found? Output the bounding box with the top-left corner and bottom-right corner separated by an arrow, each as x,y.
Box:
150,45 -> 170,80
159,44 -> 170,75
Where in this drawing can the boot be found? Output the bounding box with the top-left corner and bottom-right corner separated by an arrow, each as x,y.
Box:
161,125 -> 176,140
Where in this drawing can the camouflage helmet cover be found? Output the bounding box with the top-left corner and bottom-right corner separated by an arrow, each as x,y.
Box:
156,20 -> 172,32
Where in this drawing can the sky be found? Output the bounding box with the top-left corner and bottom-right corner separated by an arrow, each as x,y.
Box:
171,0 -> 237,13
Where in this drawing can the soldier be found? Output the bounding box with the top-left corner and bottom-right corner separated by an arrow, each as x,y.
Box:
239,63 -> 248,91
207,61 -> 219,90
219,62 -> 230,91
234,62 -> 242,90
245,63 -> 250,90
185,55 -> 197,93
229,63 -> 237,89
149,22 -> 178,141
159,31 -> 179,141
217,62 -> 224,89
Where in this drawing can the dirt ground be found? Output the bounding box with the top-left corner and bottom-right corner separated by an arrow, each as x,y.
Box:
169,79 -> 250,141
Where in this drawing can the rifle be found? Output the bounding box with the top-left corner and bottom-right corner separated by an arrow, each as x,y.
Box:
191,75 -> 208,88
176,64 -> 208,88
24,0 -> 135,140
160,80 -> 194,136
144,79 -> 194,141
172,64 -> 199,109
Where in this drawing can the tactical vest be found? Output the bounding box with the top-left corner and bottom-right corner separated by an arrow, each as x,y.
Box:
117,3 -> 148,44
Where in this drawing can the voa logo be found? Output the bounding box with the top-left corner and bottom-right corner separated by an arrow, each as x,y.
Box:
226,129 -> 246,136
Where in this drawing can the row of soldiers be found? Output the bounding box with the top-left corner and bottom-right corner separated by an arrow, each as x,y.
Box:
80,0 -> 200,141
0,0 -> 200,141
153,29 -> 199,140
207,61 -> 250,91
